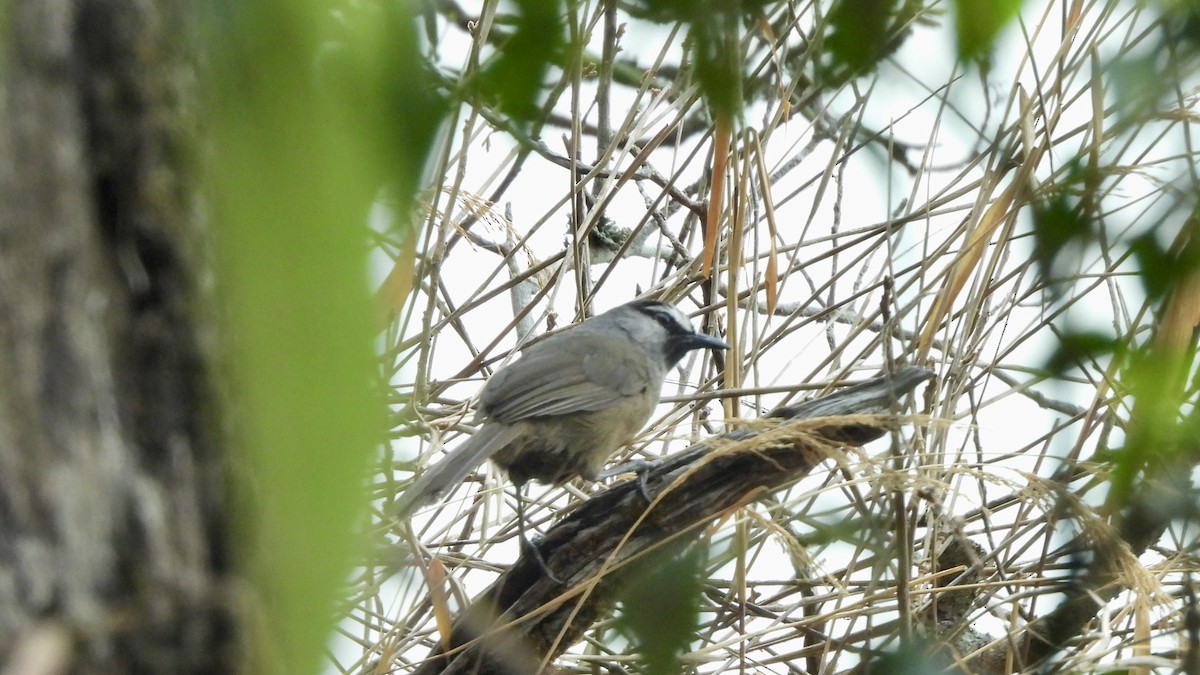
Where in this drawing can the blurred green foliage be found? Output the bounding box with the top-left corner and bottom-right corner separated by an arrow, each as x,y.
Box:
1130,229 -> 1200,303
953,0 -> 1022,63
208,0 -> 443,672
1043,330 -> 1124,379
1108,345 -> 1194,508
617,545 -> 708,675
819,0 -> 928,84
1030,159 -> 1099,298
628,0 -> 777,119
1026,0 -> 1200,519
474,0 -> 564,125
826,0 -> 902,74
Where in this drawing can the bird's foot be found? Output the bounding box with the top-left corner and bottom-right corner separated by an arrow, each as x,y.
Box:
515,494 -> 567,585
595,458 -> 658,480
518,531 -> 566,585
597,458 -> 661,504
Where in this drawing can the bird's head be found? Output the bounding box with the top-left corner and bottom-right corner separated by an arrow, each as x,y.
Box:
610,300 -> 730,367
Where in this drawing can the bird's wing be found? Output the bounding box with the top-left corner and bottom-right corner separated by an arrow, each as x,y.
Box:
480,331 -> 656,424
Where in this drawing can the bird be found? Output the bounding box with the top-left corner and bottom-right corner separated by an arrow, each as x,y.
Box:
394,299 -> 730,520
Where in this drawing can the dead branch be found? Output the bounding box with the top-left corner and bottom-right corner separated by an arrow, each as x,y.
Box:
411,367 -> 933,675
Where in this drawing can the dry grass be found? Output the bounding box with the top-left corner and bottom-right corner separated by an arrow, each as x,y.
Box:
333,0 -> 1200,672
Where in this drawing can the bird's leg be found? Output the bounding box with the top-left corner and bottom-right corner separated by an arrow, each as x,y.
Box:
595,458 -> 659,480
635,465 -> 657,505
514,483 -> 565,585
596,458 -> 661,504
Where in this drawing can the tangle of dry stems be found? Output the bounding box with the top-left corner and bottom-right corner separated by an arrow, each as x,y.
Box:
340,0 -> 1200,673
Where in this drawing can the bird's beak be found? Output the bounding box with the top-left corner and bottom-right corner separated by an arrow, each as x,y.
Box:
687,332 -> 731,350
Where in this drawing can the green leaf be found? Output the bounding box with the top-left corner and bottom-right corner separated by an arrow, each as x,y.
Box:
1108,343 -> 1197,509
477,0 -> 564,124
210,1 -> 442,671
689,6 -> 743,119
1030,196 -> 1086,287
826,0 -> 901,74
1129,230 -> 1200,303
625,0 -> 770,119
954,0 -> 1023,62
617,546 -> 707,675
1042,330 -> 1122,378
1030,161 -> 1097,296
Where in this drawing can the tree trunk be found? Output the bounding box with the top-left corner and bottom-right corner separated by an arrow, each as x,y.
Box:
0,1 -> 231,672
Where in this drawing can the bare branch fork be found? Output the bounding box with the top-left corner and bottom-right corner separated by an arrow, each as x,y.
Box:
411,367 -> 934,675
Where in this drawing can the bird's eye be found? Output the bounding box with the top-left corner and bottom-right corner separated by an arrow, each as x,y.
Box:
654,313 -> 675,330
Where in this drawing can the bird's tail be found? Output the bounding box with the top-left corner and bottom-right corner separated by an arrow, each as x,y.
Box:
393,424 -> 520,519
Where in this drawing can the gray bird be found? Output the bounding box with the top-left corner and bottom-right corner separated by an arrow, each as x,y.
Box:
395,299 -> 729,518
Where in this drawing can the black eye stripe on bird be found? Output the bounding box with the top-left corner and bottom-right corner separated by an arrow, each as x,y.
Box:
631,301 -> 687,330
394,299 -> 730,519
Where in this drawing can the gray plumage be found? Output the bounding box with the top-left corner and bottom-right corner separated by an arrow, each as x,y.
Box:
395,300 -> 729,518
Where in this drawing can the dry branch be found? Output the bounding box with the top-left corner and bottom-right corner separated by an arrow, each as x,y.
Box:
410,367 -> 933,675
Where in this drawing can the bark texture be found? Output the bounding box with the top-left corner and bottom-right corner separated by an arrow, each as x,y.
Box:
0,1 -> 231,672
